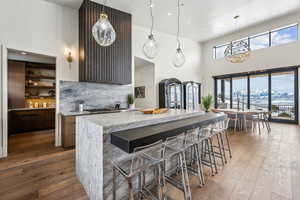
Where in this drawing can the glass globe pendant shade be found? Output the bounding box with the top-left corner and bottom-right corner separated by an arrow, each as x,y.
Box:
143,34 -> 158,59
173,47 -> 185,68
92,13 -> 116,47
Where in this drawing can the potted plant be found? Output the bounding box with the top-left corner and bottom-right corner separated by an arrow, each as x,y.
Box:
201,95 -> 213,112
127,94 -> 135,109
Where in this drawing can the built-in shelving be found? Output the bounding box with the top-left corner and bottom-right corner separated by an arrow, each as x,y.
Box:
26,85 -> 55,89
26,75 -> 56,80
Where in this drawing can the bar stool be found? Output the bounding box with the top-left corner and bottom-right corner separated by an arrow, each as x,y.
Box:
163,131 -> 203,200
211,119 -> 232,163
112,140 -> 165,200
202,123 -> 225,169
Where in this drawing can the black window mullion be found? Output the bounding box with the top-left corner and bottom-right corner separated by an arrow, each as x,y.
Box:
268,73 -> 272,115
294,69 -> 299,124
214,78 -> 218,108
247,75 -> 250,109
269,31 -> 272,47
230,78 -> 233,109
248,37 -> 251,49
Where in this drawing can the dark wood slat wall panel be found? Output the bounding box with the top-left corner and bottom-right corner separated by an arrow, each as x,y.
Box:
79,0 -> 132,85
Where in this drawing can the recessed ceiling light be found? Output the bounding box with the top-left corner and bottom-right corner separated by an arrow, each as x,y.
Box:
21,52 -> 27,55
167,12 -> 172,16
150,3 -> 154,8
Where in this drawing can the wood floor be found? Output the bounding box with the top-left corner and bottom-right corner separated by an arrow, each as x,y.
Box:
0,130 -> 64,171
0,123 -> 300,200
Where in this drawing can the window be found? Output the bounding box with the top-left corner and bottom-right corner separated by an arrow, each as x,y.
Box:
250,32 -> 269,50
271,24 -> 298,46
216,78 -> 231,108
271,71 -> 295,120
214,67 -> 298,123
214,44 -> 228,59
213,23 -> 298,59
249,74 -> 269,110
232,77 -> 248,110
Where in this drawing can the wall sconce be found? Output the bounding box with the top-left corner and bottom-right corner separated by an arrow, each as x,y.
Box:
65,49 -> 73,69
67,52 -> 73,63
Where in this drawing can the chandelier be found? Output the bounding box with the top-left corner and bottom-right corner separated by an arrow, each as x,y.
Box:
225,15 -> 250,63
224,40 -> 250,63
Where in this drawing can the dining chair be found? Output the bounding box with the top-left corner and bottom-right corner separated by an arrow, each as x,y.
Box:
226,111 -> 240,132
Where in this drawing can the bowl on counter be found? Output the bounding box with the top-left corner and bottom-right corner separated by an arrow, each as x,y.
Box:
140,108 -> 168,114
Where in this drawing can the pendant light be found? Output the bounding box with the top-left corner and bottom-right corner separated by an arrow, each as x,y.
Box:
224,15 -> 251,63
92,0 -> 116,47
143,0 -> 158,59
172,0 -> 185,68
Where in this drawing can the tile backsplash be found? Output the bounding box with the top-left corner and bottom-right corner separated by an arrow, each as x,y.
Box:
59,81 -> 132,114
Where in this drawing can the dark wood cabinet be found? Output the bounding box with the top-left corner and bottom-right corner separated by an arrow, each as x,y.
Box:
8,109 -> 55,134
79,0 -> 132,85
61,116 -> 75,148
8,61 -> 25,109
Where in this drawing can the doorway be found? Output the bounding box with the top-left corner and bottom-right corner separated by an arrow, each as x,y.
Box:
134,57 -> 155,109
5,49 -> 61,159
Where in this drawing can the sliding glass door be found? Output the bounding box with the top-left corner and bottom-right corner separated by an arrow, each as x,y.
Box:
249,74 -> 269,111
271,71 -> 296,121
216,78 -> 231,108
232,77 -> 248,110
214,67 -> 298,123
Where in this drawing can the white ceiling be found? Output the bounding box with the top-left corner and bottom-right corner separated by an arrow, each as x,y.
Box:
45,0 -> 300,42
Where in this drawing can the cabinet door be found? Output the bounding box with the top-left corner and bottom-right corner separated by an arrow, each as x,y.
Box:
8,61 -> 25,109
62,116 -> 75,148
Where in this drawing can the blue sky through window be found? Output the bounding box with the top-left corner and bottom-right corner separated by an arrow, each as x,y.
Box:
271,25 -> 298,46
213,24 -> 298,59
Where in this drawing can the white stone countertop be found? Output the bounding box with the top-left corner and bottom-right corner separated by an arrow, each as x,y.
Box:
77,109 -> 207,134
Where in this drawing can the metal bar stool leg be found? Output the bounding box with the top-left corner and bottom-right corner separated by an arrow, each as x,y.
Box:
113,167 -> 117,200
179,152 -> 192,200
204,139 -> 215,176
195,143 -> 205,186
209,137 -> 218,174
127,178 -> 134,200
219,132 -> 227,164
224,130 -> 232,158
216,133 -> 225,166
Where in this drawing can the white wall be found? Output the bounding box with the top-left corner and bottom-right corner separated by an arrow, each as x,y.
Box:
0,0 -> 79,147
201,11 -> 300,123
202,11 -> 300,96
134,63 -> 156,109
132,25 -> 203,106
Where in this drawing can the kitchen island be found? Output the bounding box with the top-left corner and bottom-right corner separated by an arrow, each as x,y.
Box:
76,109 -> 226,200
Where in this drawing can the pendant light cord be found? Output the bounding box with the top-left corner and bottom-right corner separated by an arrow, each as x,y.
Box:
102,0 -> 107,13
176,0 -> 181,49
149,0 -> 154,35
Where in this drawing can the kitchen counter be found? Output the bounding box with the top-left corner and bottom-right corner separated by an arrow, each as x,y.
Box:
8,107 -> 55,112
76,109 -> 227,200
61,108 -> 137,116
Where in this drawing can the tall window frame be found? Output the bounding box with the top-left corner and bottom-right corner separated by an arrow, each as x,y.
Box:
213,66 -> 299,124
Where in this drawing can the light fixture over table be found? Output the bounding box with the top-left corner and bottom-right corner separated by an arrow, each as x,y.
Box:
224,15 -> 251,63
92,0 -> 116,47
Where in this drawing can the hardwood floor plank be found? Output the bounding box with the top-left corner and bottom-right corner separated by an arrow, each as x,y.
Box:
0,123 -> 299,199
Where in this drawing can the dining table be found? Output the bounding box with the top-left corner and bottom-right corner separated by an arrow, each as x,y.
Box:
213,108 -> 269,131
